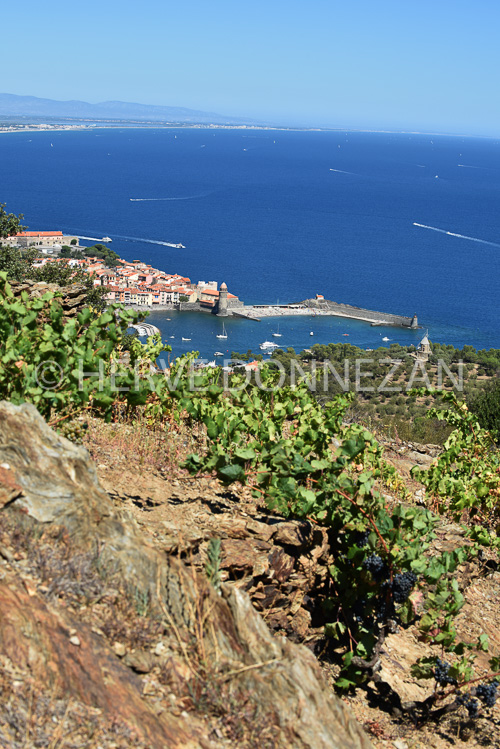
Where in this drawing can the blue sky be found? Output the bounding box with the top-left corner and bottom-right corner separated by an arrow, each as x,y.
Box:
3,0 -> 499,135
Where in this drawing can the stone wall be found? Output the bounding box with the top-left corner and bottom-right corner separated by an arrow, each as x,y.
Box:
302,298 -> 416,327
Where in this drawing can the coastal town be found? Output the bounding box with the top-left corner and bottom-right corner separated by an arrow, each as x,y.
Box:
2,230 -> 242,312
2,229 -> 419,327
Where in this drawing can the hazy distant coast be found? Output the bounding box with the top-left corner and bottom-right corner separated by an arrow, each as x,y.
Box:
0,94 -> 480,139
0,121 -> 487,139
0,121 -> 323,135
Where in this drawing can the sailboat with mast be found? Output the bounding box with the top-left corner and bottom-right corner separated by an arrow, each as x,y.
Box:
272,323 -> 282,338
216,323 -> 228,340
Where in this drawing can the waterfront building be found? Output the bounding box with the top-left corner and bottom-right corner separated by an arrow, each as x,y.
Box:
1,231 -> 79,248
199,285 -> 240,311
126,290 -> 153,306
199,288 -> 220,308
176,288 -> 198,303
149,286 -> 180,304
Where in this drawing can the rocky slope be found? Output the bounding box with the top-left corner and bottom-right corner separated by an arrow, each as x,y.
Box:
85,418 -> 500,749
0,401 -> 373,749
8,280 -> 88,316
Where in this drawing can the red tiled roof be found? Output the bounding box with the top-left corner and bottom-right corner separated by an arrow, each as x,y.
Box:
15,231 -> 63,237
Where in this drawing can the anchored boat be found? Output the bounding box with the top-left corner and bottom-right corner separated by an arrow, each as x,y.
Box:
216,323 -> 228,340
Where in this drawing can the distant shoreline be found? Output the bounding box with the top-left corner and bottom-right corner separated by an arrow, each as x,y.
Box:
0,123 -> 493,139
0,123 -> 323,135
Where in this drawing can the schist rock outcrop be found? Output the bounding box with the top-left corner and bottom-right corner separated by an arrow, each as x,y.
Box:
0,401 -> 373,749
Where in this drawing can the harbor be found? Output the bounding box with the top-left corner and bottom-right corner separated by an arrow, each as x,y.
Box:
7,230 -> 419,331
144,307 -> 425,363
234,299 -> 419,328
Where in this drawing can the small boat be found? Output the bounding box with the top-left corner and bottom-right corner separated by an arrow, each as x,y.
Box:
342,333 -> 349,336
214,351 -> 224,357
260,341 -> 279,351
382,336 -> 390,342
102,236 -> 112,242
216,323 -> 228,339
272,323 -> 282,338
166,318 -> 171,321
310,331 -> 314,336
182,337 -> 191,341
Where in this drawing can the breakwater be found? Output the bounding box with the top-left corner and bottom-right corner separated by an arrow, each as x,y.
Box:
303,299 -> 418,328
119,299 -> 418,328
236,299 -> 418,328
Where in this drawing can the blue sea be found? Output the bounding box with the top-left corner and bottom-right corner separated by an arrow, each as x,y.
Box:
1,127 -> 499,358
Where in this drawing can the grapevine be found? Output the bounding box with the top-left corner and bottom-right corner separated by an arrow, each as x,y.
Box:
411,390 -> 500,540
1,275 -> 499,722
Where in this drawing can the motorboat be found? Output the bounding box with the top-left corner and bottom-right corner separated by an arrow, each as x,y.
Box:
260,341 -> 279,351
214,351 -> 224,356
182,337 -> 191,341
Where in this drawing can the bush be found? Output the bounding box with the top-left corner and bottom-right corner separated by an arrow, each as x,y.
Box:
468,379 -> 500,440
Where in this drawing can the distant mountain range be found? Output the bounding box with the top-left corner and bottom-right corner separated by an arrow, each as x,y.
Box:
0,93 -> 255,125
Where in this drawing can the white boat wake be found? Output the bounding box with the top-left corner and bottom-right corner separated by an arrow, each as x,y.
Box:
130,192 -> 212,201
413,223 -> 500,248
329,168 -> 356,175
112,234 -> 185,248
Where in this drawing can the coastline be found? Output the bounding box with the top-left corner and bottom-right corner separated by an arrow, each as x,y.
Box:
0,123 -> 324,135
0,123 -> 491,139
125,302 -> 419,329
